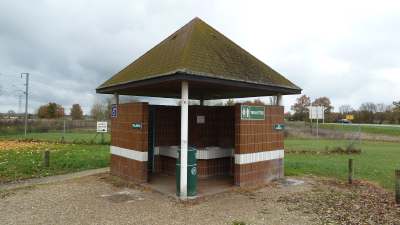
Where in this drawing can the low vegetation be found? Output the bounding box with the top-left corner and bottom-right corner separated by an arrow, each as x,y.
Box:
285,138 -> 400,189
0,132 -> 110,145
0,140 -> 109,183
319,123 -> 400,137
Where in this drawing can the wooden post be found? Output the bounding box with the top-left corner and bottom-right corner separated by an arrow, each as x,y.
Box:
348,159 -> 354,184
44,150 -> 50,167
396,169 -> 400,204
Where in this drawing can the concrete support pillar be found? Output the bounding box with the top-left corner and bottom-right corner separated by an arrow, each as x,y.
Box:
113,93 -> 119,105
180,81 -> 189,199
276,95 -> 282,106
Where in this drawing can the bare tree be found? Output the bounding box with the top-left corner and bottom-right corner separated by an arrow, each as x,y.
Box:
312,97 -> 333,113
7,110 -> 16,118
339,104 -> 353,114
70,104 -> 83,120
291,94 -> 311,120
359,102 -> 377,123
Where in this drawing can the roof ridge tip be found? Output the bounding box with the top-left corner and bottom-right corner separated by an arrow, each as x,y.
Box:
192,17 -> 204,22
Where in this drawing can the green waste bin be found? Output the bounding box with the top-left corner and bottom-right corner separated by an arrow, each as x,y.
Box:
176,147 -> 197,197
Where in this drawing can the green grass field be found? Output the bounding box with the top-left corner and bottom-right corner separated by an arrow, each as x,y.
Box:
285,138 -> 400,190
319,123 -> 400,136
0,132 -> 111,144
0,142 -> 109,183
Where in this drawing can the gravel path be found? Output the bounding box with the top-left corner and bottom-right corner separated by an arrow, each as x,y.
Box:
0,174 -> 318,225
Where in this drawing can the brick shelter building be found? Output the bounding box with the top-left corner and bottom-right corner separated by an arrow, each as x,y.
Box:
97,18 -> 301,199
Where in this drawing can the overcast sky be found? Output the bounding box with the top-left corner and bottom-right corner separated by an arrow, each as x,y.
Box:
0,0 -> 399,114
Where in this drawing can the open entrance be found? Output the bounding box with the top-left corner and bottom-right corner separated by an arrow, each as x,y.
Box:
147,105 -> 235,196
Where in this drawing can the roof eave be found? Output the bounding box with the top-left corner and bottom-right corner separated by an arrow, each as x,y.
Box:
96,72 -> 302,97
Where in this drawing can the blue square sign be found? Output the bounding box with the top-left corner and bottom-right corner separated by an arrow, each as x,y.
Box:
111,104 -> 117,118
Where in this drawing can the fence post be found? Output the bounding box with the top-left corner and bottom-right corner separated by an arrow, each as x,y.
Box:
44,150 -> 50,167
348,159 -> 354,184
396,169 -> 400,204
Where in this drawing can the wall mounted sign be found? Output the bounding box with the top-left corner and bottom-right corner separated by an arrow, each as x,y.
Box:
96,121 -> 108,133
111,104 -> 117,118
240,105 -> 265,120
196,115 -> 205,124
274,124 -> 285,131
132,123 -> 142,129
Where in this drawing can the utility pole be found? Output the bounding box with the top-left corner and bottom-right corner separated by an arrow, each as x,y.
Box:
18,94 -> 22,114
21,73 -> 29,136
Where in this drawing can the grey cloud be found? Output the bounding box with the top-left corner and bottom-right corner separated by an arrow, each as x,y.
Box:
0,0 -> 399,114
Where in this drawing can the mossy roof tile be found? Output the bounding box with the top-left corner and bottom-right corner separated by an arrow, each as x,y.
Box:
97,17 -> 301,93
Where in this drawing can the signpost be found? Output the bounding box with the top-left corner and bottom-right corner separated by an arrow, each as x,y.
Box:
241,105 -> 265,120
309,106 -> 325,138
96,121 -> 108,144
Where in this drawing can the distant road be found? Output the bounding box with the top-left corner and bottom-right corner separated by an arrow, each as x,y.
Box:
325,123 -> 400,128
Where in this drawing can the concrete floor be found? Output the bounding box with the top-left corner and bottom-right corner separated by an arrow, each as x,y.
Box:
145,173 -> 234,198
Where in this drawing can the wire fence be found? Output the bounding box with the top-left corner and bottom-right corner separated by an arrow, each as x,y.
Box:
285,121 -> 362,152
0,118 -> 110,145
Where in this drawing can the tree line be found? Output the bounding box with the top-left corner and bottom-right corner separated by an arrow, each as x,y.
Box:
30,98 -> 112,120
289,94 -> 400,124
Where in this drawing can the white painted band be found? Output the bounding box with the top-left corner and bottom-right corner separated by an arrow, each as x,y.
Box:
234,149 -> 284,165
154,146 -> 234,160
111,146 -> 148,162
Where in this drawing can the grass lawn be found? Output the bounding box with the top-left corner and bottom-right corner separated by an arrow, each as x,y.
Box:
319,123 -> 400,137
0,132 -> 110,145
285,138 -> 400,190
0,141 -> 109,183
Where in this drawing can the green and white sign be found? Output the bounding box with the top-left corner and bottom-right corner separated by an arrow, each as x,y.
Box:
241,105 -> 265,120
132,123 -> 142,129
274,124 -> 285,131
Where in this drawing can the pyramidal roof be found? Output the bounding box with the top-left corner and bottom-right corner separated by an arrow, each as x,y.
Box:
97,17 -> 301,97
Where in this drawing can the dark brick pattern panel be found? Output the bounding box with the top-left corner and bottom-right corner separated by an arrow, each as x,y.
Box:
234,159 -> 283,186
110,102 -> 148,182
234,104 -> 284,186
111,102 -> 149,151
154,106 -> 235,148
110,154 -> 147,183
235,104 -> 284,154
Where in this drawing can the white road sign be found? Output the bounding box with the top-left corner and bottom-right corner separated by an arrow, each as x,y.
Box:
97,121 -> 108,133
309,106 -> 325,120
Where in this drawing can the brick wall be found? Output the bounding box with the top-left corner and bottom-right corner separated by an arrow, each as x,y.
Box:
152,105 -> 235,177
110,102 -> 148,183
154,106 -> 235,148
234,104 -> 284,186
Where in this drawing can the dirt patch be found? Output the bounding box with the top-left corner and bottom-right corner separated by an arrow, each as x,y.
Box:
101,189 -> 144,203
1,173 -> 397,225
278,177 -> 400,225
0,174 -> 317,225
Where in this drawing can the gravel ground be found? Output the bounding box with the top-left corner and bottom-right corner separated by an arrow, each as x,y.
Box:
0,174 -> 318,225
